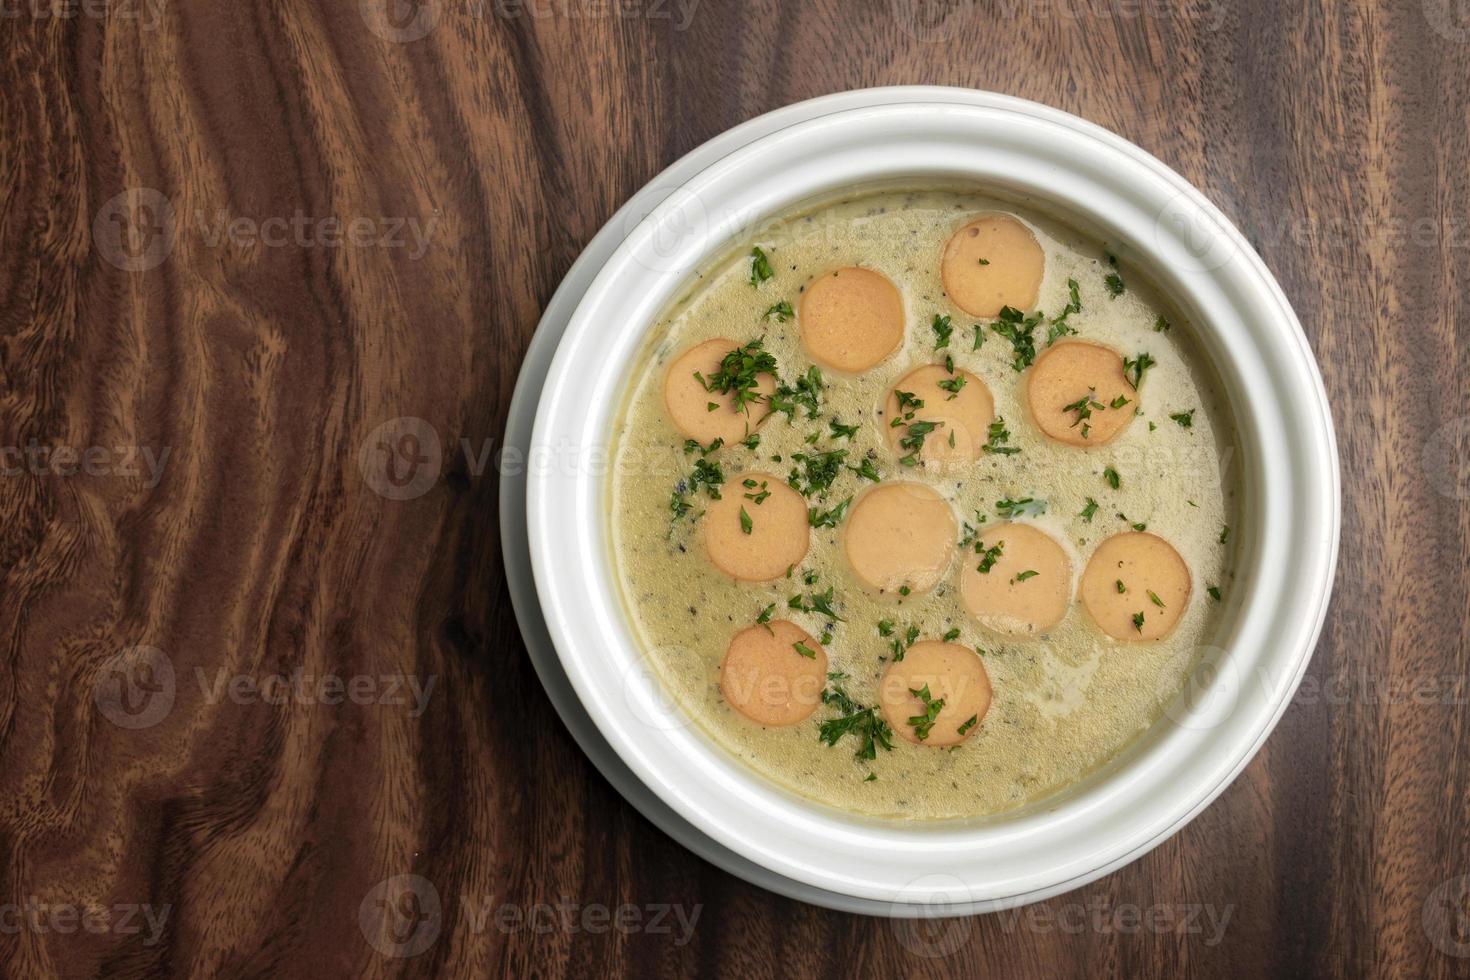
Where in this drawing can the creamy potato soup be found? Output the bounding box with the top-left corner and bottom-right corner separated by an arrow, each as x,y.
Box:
608,187 -> 1238,820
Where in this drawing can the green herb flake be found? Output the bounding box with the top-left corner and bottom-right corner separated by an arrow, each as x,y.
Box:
906,684 -> 946,741
982,417 -> 1021,456
808,496 -> 853,529
762,300 -> 794,322
792,640 -> 817,659
931,313 -> 954,349
1170,409 -> 1195,428
1080,497 -> 1099,521
1123,351 -> 1157,390
1104,466 -> 1120,490
739,506 -> 753,534
1013,569 -> 1039,582
748,246 -> 774,285
976,540 -> 1005,574
1208,585 -> 1222,601
819,685 -> 895,760
1132,611 -> 1145,631
956,714 -> 979,736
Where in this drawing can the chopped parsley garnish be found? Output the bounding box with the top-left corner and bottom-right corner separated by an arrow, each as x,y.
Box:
762,300 -> 794,322
1219,524 -> 1231,544
877,619 -> 895,637
756,603 -> 775,624
1013,569 -> 1039,582
995,496 -> 1047,519
768,366 -> 825,421
702,339 -> 777,414
991,305 -> 1040,370
1116,579 -> 1126,593
906,684 -> 946,741
942,627 -> 961,642
819,685 -> 894,760
1080,497 -> 1099,521
1062,390 -> 1105,434
1148,590 -> 1165,608
748,246 -> 774,285
684,437 -> 723,456
790,586 -> 844,621
931,313 -> 954,349
1132,611 -> 1145,631
937,374 -> 967,399
976,540 -> 1004,573
669,491 -> 692,521
741,433 -> 760,450
982,418 -> 1021,455
956,714 -> 979,736
977,257 -> 990,265
828,418 -> 860,440
809,496 -> 853,529
1208,585 -> 1222,601
788,449 -> 847,498
1123,351 -> 1157,390
849,456 -> 881,482
889,624 -> 920,662
1104,272 -> 1125,298
1154,314 -> 1171,332
897,419 -> 944,466
1170,409 -> 1195,428
972,324 -> 985,350
739,506 -> 753,534
1110,395 -> 1131,409
1103,466 -> 1120,490
792,640 -> 817,659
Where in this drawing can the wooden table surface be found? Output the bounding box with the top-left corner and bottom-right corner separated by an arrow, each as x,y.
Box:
4,0 -> 1470,976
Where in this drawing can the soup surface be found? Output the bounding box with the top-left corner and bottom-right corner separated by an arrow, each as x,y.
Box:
608,187 -> 1238,820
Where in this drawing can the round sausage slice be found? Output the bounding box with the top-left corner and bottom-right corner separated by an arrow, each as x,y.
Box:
1081,532 -> 1192,641
663,338 -> 777,446
883,364 -> 995,463
798,267 -> 905,373
843,483 -> 956,595
720,620 -> 828,727
1026,341 -> 1135,446
959,523 -> 1073,636
878,641 -> 993,746
940,214 -> 1045,317
703,471 -> 809,581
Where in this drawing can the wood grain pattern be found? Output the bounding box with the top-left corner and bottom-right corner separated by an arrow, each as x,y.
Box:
2,0 -> 1468,976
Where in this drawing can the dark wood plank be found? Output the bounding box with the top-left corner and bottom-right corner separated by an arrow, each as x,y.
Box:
2,0 -> 1467,977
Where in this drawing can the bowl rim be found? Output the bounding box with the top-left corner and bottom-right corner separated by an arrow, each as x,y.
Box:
527,92 -> 1339,907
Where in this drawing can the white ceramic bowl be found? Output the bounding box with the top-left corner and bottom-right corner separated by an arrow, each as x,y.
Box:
527,93 -> 1339,910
